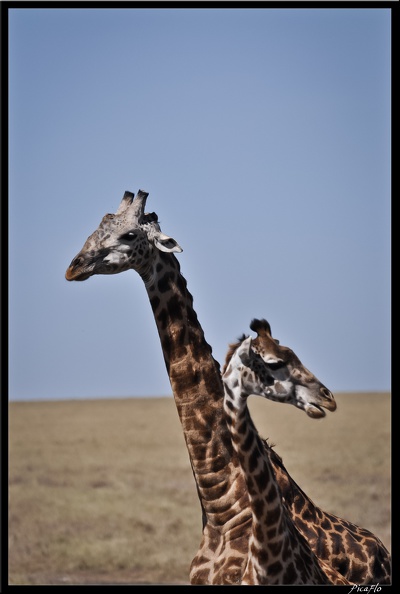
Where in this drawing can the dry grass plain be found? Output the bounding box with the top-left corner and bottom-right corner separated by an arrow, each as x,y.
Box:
8,392 -> 391,585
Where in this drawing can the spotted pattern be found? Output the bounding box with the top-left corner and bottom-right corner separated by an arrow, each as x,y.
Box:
65,190 -> 391,585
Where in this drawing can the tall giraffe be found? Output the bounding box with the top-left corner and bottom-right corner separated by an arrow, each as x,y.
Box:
65,189 -> 391,584
222,318 -> 350,584
66,189 -> 250,583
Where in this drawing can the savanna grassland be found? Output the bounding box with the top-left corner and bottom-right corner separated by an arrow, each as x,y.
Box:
8,392 -> 391,585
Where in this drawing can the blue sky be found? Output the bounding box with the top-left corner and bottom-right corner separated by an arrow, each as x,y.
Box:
8,7 -> 391,401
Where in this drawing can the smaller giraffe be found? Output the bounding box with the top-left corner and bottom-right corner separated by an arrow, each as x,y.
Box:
222,318 -> 350,584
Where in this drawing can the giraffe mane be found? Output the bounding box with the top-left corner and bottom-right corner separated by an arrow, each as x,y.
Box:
222,334 -> 248,374
264,438 -> 283,464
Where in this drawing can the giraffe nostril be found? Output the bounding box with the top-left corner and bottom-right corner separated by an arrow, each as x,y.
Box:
68,257 -> 80,270
321,387 -> 333,399
320,387 -> 337,412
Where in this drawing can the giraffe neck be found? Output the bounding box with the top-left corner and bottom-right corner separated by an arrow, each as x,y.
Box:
141,251 -> 249,525
223,385 -> 282,562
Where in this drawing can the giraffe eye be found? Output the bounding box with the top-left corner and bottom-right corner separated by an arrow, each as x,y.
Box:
120,231 -> 137,241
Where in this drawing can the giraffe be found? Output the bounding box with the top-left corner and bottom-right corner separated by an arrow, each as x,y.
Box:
223,319 -> 391,585
222,318 -> 350,584
65,189 -> 391,584
65,189 -> 251,584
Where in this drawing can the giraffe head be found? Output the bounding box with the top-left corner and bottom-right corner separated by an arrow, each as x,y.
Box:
65,190 -> 182,281
222,319 -> 336,419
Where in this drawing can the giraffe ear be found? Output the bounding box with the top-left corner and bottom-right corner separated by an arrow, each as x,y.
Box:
237,336 -> 252,365
153,231 -> 183,254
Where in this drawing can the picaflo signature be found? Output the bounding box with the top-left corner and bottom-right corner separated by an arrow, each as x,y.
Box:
348,585 -> 383,593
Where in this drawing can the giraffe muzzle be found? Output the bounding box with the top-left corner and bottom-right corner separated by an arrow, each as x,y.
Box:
304,389 -> 337,418
65,263 -> 91,281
